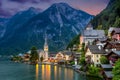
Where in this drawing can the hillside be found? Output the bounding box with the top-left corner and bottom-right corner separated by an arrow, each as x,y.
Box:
91,0 -> 120,29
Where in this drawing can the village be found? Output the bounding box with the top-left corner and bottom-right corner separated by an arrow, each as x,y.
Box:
11,23 -> 120,80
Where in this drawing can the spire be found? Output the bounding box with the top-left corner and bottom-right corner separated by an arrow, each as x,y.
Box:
44,32 -> 47,46
44,31 -> 48,52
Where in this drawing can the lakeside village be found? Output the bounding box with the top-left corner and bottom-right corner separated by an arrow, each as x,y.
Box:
11,24 -> 120,80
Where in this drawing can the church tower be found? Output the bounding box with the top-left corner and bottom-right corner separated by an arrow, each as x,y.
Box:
44,33 -> 48,60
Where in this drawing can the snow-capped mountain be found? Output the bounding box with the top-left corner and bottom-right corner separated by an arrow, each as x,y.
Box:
0,3 -> 93,55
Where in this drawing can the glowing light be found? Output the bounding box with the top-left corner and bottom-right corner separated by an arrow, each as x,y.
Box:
54,66 -> 57,80
42,65 -> 45,80
46,65 -> 51,80
35,64 -> 39,80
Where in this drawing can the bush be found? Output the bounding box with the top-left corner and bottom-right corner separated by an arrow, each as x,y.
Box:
100,56 -> 109,64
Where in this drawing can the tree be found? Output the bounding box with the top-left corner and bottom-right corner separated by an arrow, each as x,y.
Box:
112,59 -> 120,80
88,65 -> 100,76
66,34 -> 80,50
79,43 -> 85,65
40,56 -> 44,62
100,56 -> 109,64
30,46 -> 39,63
97,25 -> 102,30
79,57 -> 85,65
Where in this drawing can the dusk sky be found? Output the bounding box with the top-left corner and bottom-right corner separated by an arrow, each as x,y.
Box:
0,0 -> 110,17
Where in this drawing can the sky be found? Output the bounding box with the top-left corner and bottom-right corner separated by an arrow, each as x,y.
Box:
0,0 -> 110,18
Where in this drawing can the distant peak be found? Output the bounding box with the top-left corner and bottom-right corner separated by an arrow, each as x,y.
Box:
27,7 -> 41,13
28,7 -> 35,10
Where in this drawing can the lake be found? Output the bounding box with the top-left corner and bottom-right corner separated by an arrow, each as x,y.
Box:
0,59 -> 85,80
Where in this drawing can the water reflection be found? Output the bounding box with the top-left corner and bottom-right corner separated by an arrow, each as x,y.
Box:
35,65 -> 84,80
0,61 -> 85,80
35,64 -> 39,80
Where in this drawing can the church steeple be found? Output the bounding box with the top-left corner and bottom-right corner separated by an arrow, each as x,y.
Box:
44,32 -> 48,52
44,32 -> 49,60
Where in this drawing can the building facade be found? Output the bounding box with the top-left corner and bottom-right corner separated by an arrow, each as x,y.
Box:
80,24 -> 105,46
85,45 -> 106,66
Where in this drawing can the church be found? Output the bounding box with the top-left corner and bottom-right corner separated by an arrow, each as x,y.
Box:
38,34 -> 49,61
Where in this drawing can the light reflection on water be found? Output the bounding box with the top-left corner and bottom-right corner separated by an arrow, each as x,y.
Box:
35,64 -> 39,80
35,64 -> 83,80
0,61 -> 85,80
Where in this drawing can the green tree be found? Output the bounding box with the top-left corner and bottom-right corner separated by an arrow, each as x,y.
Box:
113,17 -> 120,27
97,25 -> 102,30
100,56 -> 109,64
40,56 -> 44,62
79,43 -> 85,65
112,59 -> 120,80
66,34 -> 80,50
79,57 -> 85,65
81,43 -> 85,52
88,65 -> 100,76
30,46 -> 39,63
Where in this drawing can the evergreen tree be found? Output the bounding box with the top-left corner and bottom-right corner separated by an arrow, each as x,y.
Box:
30,46 -> 39,63
40,56 -> 44,62
112,59 -> 120,80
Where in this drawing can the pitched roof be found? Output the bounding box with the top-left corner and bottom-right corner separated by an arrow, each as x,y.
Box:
61,51 -> 73,55
109,27 -> 120,33
83,30 -> 105,38
104,71 -> 113,78
108,27 -> 115,32
88,45 -> 106,54
113,28 -> 120,33
112,51 -> 120,56
101,64 -> 113,69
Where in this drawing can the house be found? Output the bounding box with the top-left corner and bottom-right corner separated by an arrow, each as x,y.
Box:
23,53 -> 30,62
104,41 -> 120,52
70,52 -> 81,63
108,27 -> 120,40
106,51 -> 120,66
85,45 -> 106,66
55,51 -> 72,61
48,53 -> 57,62
80,24 -> 105,46
104,71 -> 113,80
100,64 -> 113,80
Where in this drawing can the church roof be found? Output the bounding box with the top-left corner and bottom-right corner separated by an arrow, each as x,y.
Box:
83,30 -> 105,38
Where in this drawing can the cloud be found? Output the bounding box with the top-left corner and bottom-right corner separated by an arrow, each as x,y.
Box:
0,8 -> 12,17
0,0 -> 109,17
9,0 -> 51,3
0,1 -> 2,6
10,0 -> 28,3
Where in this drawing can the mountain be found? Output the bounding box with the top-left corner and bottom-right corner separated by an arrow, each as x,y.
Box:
0,3 -> 93,55
91,0 -> 120,29
0,18 -> 9,38
1,7 -> 39,40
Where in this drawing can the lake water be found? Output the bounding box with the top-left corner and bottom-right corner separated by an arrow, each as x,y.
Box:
0,60 -> 85,80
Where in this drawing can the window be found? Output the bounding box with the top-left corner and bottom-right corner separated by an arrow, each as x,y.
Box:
97,60 -> 99,62
96,55 -> 98,57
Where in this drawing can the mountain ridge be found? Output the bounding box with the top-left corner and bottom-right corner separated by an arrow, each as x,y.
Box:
0,3 -> 93,55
